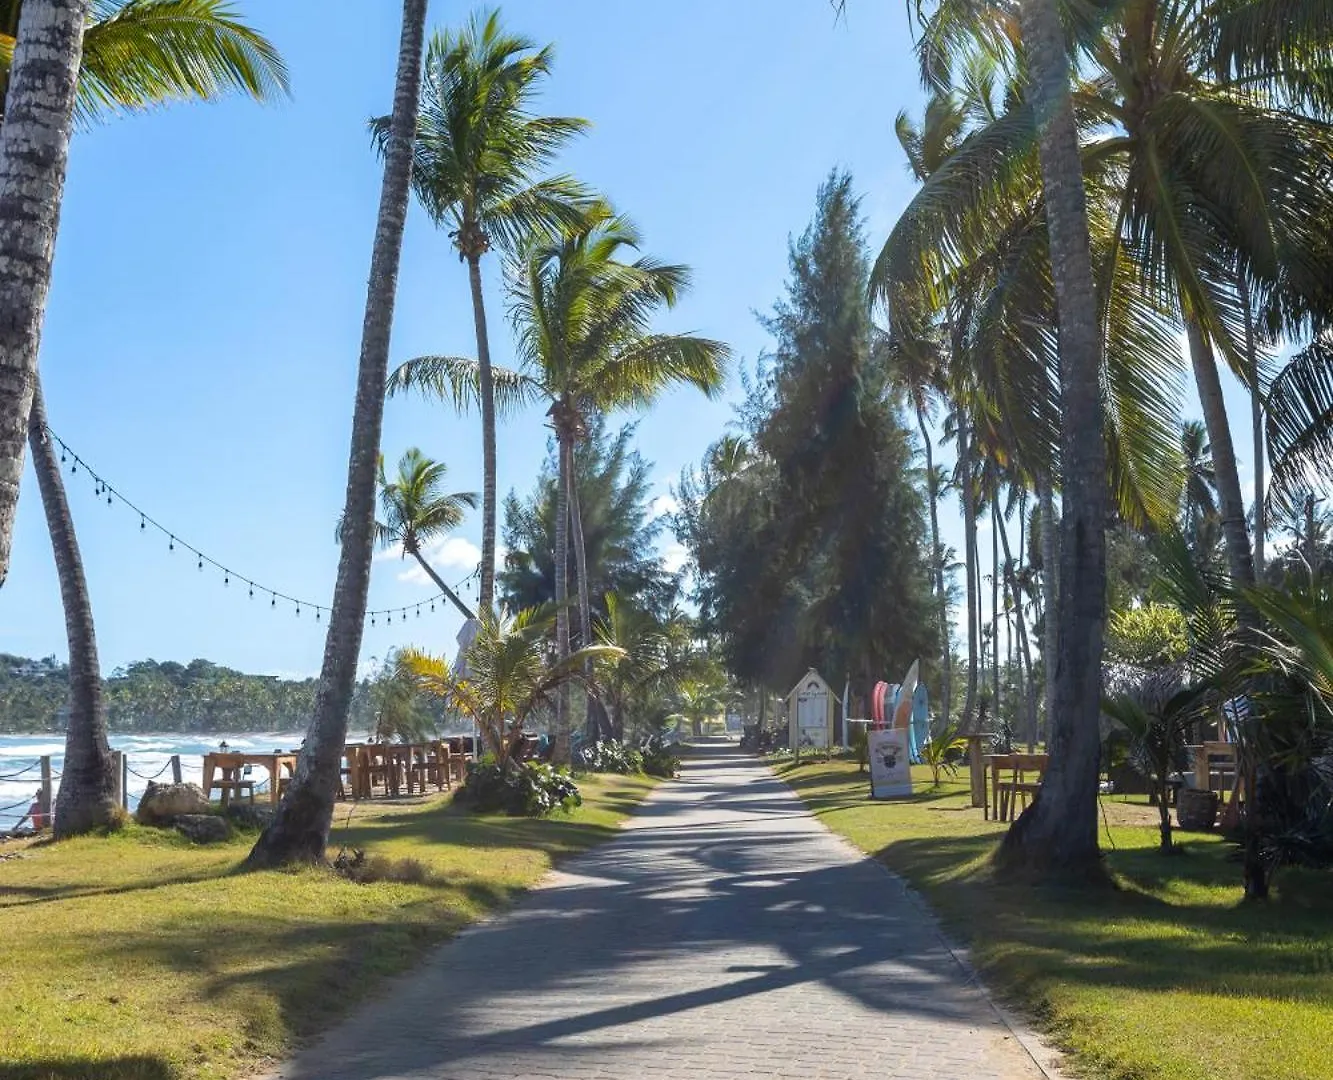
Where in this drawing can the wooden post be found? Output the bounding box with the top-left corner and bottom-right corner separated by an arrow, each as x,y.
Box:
170,754 -> 182,784
39,756 -> 52,829
967,735 -> 986,809
116,751 -> 129,810
110,751 -> 122,807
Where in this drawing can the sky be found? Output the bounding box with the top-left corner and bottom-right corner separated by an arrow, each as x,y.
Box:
0,0 -> 1258,679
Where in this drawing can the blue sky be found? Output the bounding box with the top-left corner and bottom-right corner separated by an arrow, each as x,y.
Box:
0,0 -> 1256,678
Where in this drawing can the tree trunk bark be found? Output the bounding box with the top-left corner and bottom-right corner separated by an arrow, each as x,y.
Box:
997,497 -> 1038,754
1239,277 -> 1264,578
991,482 -> 1001,723
1186,318 -> 1256,595
28,382 -> 117,835
409,547 -> 473,620
1040,477 -> 1058,744
919,409 -> 951,725
958,412 -> 979,731
997,0 -> 1107,879
245,0 -> 428,868
552,430 -> 573,766
568,467 -> 597,739
0,0 -> 91,589
466,251 -> 498,614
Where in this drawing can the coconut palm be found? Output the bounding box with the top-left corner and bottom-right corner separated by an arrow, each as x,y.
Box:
7,0 -> 286,836
402,606 -> 620,764
360,448 -> 477,619
593,594 -> 699,741
245,0 -> 429,868
375,9 -> 589,617
389,206 -> 728,764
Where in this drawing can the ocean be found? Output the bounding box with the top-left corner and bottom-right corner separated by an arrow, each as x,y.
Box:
1,730 -> 327,829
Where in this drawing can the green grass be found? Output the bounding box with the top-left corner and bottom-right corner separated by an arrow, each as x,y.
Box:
0,773 -> 656,1080
777,759 -> 1333,1080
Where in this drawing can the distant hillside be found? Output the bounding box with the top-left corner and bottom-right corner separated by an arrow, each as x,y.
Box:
0,654 -> 374,734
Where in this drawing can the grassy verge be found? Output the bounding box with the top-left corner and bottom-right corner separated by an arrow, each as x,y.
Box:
777,758 -> 1333,1080
0,772 -> 656,1080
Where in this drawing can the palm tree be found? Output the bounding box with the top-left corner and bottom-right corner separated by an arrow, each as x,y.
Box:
402,605 -> 620,764
1180,420 -> 1219,548
360,448 -> 477,619
245,0 -> 429,868
390,206 -> 728,764
0,0 -> 92,590
593,594 -> 696,741
376,9 -> 589,618
8,1 -> 286,835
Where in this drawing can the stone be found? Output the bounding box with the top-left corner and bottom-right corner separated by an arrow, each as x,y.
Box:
136,781 -> 210,825
225,803 -> 275,831
174,814 -> 231,844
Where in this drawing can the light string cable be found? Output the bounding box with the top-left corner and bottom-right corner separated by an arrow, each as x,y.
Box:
42,427 -> 481,626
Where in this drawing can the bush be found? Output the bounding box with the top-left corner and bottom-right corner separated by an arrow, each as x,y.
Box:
333,849 -> 433,885
458,759 -> 582,817
640,734 -> 680,778
576,740 -> 645,774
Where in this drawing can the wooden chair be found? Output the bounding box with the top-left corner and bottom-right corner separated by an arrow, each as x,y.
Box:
998,754 -> 1047,822
212,777 -> 255,807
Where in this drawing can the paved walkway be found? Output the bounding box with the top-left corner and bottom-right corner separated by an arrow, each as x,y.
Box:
277,750 -> 1054,1080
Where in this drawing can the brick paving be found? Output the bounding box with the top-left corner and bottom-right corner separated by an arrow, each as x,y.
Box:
276,749 -> 1056,1080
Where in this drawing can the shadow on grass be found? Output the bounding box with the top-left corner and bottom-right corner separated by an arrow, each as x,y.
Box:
0,1057 -> 173,1080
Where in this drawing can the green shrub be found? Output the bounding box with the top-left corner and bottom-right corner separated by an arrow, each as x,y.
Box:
576,740 -> 645,774
641,734 -> 681,778
459,760 -> 582,817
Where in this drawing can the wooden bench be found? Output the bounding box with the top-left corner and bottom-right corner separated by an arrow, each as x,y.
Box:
987,753 -> 1048,822
210,778 -> 255,806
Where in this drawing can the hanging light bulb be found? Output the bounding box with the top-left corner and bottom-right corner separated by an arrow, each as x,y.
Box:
169,537 -> 175,552
271,593 -> 276,608
371,614 -> 376,626
248,583 -> 254,598
140,516 -> 146,531
224,573 -> 230,587
106,492 -> 112,506
316,609 -> 321,622
60,450 -> 66,464
295,603 -> 301,617
416,606 -> 421,618
197,554 -> 204,571
71,461 -> 77,475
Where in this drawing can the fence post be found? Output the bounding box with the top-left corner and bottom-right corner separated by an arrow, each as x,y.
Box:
120,753 -> 129,810
110,751 -> 123,808
170,754 -> 182,784
39,756 -> 52,830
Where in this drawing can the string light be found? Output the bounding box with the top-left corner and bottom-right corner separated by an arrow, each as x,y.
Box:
42,425 -> 470,627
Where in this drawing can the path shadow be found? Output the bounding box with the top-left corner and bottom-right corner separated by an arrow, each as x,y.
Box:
0,1057 -> 173,1080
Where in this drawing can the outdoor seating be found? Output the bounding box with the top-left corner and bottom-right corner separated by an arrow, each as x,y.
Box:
985,753 -> 1049,822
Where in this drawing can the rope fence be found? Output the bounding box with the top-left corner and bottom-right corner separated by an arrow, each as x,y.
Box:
1,751 -> 185,833
125,759 -> 175,782
0,760 -> 41,782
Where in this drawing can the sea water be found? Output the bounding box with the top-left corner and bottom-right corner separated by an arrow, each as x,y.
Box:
0,731 -> 312,828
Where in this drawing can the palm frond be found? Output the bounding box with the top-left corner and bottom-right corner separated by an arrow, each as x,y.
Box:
1266,335 -> 1333,513
386,354 -> 540,416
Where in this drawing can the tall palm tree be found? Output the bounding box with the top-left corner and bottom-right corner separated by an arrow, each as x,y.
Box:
1180,420 -> 1218,543
12,0 -> 286,835
390,206 -> 728,763
0,0 -> 91,590
375,9 -> 588,618
362,448 -> 477,619
245,0 -> 429,868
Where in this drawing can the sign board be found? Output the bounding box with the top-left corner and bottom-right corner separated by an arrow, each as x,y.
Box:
796,678 -> 830,748
868,728 -> 912,798
724,707 -> 743,734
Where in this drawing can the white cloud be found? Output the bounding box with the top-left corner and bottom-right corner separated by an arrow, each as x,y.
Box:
661,541 -> 690,574
392,534 -> 482,585
650,493 -> 680,518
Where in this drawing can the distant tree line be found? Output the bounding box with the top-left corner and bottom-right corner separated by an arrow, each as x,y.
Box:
0,654 -> 379,734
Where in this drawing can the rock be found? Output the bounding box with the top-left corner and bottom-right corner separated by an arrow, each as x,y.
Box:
224,803 -> 274,831
174,814 -> 231,844
136,781 -> 210,825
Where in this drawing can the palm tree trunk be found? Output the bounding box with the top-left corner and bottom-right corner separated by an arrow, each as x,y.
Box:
28,381 -> 117,836
997,497 -> 1038,754
1039,477 -> 1058,743
1186,318 -> 1256,595
246,0 -> 428,868
0,0 -> 91,588
1239,276 -> 1264,577
918,409 -> 951,724
958,413 -> 979,731
567,466 -> 597,739
991,486 -> 1000,723
997,0 -> 1107,878
409,548 -> 474,620
552,431 -> 573,765
466,251 -> 499,615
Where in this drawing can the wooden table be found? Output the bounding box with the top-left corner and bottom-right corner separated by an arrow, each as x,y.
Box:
1188,742 -> 1242,825
985,753 -> 1049,821
341,741 -> 467,801
201,751 -> 298,807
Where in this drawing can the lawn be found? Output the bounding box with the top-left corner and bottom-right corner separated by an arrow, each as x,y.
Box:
776,757 -> 1333,1080
0,773 -> 656,1080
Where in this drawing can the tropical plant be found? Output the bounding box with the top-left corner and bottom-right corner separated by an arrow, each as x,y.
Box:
346,448 -> 477,618
919,719 -> 969,787
458,758 -> 581,816
377,9 -> 589,616
8,0 -> 286,836
1103,671 -> 1209,852
1105,603 -> 1190,669
593,593 -> 698,742
367,649 -> 438,744
402,605 -> 621,766
245,0 -> 429,868
390,204 -> 727,763
574,739 -> 644,774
